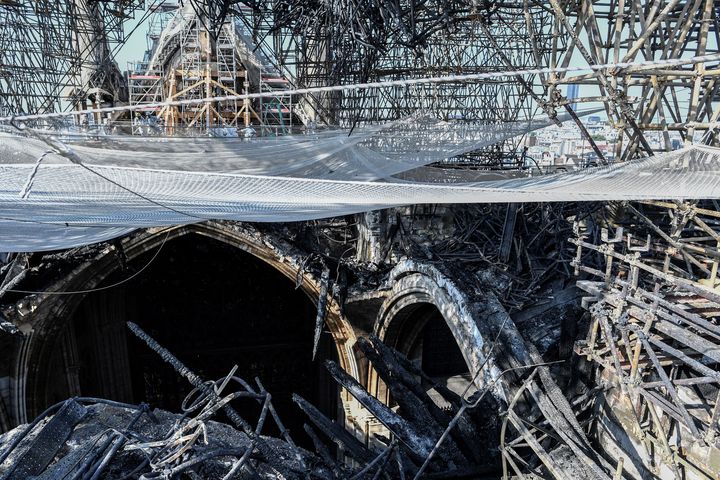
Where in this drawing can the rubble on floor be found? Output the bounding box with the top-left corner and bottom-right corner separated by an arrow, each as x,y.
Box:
0,317 -> 584,479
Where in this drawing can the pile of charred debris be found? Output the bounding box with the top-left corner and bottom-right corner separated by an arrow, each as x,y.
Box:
0,322 -> 516,479
3,200 -> 718,478
0,202 -> 607,479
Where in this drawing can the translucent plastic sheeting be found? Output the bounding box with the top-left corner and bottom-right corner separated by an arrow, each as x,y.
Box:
0,113 -> 582,182
0,146 -> 718,252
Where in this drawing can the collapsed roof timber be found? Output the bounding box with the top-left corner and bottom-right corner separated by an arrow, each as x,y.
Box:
1,1 -> 720,479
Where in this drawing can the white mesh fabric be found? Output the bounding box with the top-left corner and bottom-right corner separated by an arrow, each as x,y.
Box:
0,110 -> 708,252
0,114 -> 570,180
0,146 -> 718,252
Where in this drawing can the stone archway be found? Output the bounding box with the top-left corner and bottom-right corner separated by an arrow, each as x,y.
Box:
372,260 -> 503,402
9,222 -> 358,427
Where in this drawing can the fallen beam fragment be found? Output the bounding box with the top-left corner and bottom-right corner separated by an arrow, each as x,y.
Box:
0,399 -> 87,480
323,359 -> 440,463
293,393 -> 375,464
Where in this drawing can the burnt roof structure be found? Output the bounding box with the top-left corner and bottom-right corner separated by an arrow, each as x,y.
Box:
1,1 -> 720,480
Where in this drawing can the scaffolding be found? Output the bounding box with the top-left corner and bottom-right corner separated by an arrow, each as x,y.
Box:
221,0 -> 720,163
531,0 -> 720,161
216,22 -> 239,125
128,62 -> 165,135
235,1 -> 556,165
5,1 -> 720,162
571,200 -> 720,478
160,13 -> 249,133
138,1 -> 557,144
0,0 -> 143,119
139,3 -> 303,136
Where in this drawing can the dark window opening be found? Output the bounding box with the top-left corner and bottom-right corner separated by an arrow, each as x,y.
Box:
420,308 -> 469,378
391,302 -> 469,380
44,233 -> 339,448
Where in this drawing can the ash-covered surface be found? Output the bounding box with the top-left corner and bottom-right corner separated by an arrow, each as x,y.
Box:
0,402 -> 327,479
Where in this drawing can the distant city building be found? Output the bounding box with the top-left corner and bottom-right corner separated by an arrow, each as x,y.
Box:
567,84 -> 580,111
541,151 -> 554,165
559,139 -> 578,156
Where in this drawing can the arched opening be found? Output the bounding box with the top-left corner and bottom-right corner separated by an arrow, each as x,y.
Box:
374,267 -> 503,471
374,264 -> 504,399
383,302 -> 471,399
40,233 -> 339,447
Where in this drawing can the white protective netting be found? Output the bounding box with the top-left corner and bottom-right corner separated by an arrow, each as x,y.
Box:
1,114 -> 564,180
1,114 -> 718,252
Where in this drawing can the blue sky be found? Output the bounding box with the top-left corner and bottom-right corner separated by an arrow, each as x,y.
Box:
116,9 -> 152,69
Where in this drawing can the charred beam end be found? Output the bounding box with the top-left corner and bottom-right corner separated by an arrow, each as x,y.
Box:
323,359 -> 435,461
303,423 -> 340,472
293,393 -> 374,465
0,315 -> 20,336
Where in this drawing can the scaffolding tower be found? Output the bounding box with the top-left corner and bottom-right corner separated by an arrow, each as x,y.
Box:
128,62 -> 165,135
141,3 -> 302,136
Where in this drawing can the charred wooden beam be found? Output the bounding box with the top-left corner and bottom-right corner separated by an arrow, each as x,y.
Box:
499,203 -> 519,263
313,266 -> 331,360
293,394 -> 375,465
323,359 -> 463,466
367,334 -> 464,410
0,399 -> 87,480
303,423 -> 345,477
357,336 -> 485,465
